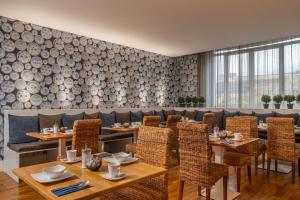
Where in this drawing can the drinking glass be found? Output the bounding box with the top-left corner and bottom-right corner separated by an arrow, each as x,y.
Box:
213,126 -> 219,137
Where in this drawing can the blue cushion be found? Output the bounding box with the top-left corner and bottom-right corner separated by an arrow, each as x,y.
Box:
254,112 -> 275,123
154,110 -> 165,122
195,110 -> 209,121
8,115 -> 39,144
99,112 -> 116,135
223,111 -> 240,128
131,111 -> 143,122
62,113 -> 84,129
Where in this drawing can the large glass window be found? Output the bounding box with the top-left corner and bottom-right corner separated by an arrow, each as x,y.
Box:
208,37 -> 300,108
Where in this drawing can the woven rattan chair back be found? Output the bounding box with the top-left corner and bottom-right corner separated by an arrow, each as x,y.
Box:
136,125 -> 173,199
202,113 -> 215,133
226,117 -> 254,138
72,119 -> 100,156
166,115 -> 181,149
177,122 -> 213,185
234,116 -> 258,137
142,116 -> 161,127
267,117 -> 295,162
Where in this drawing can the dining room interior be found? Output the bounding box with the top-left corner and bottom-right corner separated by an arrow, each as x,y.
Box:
1,0 -> 300,199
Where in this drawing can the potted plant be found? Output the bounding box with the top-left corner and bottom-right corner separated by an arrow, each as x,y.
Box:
261,95 -> 271,109
185,96 -> 192,107
197,96 -> 206,107
284,94 -> 296,109
178,97 -> 185,107
191,96 -> 198,107
273,95 -> 283,109
297,95 -> 300,104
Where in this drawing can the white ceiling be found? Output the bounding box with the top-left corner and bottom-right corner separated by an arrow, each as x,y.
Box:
0,0 -> 300,57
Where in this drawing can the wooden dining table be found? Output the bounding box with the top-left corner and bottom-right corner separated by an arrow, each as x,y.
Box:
26,132 -> 73,159
102,127 -> 139,143
13,160 -> 167,200
201,137 -> 260,200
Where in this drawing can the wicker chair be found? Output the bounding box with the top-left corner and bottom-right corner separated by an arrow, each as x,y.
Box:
200,113 -> 215,133
229,116 -> 267,175
223,117 -> 252,192
166,115 -> 182,163
72,119 -> 100,156
177,122 -> 228,200
266,117 -> 300,183
126,116 -> 161,154
99,125 -> 173,200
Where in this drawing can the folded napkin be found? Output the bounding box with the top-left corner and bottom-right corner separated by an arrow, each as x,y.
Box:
52,182 -> 91,197
223,140 -> 234,145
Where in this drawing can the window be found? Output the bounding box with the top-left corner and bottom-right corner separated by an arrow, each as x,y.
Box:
207,37 -> 300,108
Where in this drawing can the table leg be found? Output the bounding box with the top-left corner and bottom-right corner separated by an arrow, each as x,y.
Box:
201,146 -> 240,200
133,130 -> 138,143
57,138 -> 66,160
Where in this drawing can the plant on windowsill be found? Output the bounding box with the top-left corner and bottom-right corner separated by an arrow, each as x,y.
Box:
284,94 -> 296,109
178,97 -> 185,107
273,94 -> 283,109
261,95 -> 271,109
296,95 -> 300,105
191,96 -> 198,107
185,96 -> 192,107
197,96 -> 206,107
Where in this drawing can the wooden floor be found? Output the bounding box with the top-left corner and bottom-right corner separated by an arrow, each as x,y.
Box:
1,156 -> 300,200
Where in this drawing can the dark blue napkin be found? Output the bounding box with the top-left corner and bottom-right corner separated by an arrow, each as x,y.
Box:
52,182 -> 91,197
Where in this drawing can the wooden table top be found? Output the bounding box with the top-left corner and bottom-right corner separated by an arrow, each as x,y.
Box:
102,127 -> 139,133
209,137 -> 259,149
26,132 -> 73,141
13,160 -> 167,200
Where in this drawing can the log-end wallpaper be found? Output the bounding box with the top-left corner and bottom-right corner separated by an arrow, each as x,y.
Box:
0,16 -> 198,158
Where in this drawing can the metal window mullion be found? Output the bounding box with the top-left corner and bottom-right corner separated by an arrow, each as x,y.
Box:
249,51 -> 255,107
279,46 -> 284,95
224,55 -> 229,108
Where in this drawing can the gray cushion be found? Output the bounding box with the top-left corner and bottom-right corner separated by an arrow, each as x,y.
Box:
212,111 -> 224,129
154,110 -> 165,122
195,110 -> 210,121
39,113 -> 64,129
143,111 -> 154,116
163,109 -> 175,119
8,115 -> 39,144
254,112 -> 275,124
100,132 -> 134,142
131,111 -> 143,122
99,112 -> 116,134
8,140 -> 72,152
62,113 -> 84,129
84,112 -> 99,119
185,110 -> 197,120
116,112 -> 131,124
175,110 -> 185,116
275,112 -> 298,125
223,111 -> 240,128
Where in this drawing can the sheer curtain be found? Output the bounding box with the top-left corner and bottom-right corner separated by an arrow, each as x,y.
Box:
201,36 -> 300,108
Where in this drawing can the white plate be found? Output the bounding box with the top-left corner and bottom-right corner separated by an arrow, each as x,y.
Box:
103,156 -> 139,165
60,157 -> 81,164
100,172 -> 127,181
65,130 -> 73,134
31,171 -> 74,183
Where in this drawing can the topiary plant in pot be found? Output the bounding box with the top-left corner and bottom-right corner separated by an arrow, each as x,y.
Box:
197,96 -> 206,107
273,94 -> 283,109
185,96 -> 192,107
261,95 -> 271,109
284,95 -> 296,109
178,96 -> 185,107
191,96 -> 198,107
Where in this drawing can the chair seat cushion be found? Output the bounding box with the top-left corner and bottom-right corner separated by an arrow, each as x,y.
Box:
223,151 -> 251,166
8,140 -> 72,153
100,132 -> 134,142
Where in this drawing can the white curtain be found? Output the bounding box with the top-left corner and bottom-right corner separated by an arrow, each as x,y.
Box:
202,36 -> 300,108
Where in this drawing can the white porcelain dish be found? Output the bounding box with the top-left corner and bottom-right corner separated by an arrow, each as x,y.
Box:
60,157 -> 81,164
103,156 -> 139,165
31,171 -> 74,183
42,165 -> 66,179
100,172 -> 127,181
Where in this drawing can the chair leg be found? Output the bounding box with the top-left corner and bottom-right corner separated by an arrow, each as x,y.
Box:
178,180 -> 184,200
247,165 -> 252,185
197,186 -> 202,198
236,167 -> 241,192
255,155 -> 258,175
262,152 -> 266,170
292,162 -> 295,184
267,158 -> 271,178
298,157 -> 300,177
223,176 -> 228,200
275,160 -> 278,173
206,188 -> 211,200
176,149 -> 180,165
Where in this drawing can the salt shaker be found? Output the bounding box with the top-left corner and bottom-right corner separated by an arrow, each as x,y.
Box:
53,121 -> 59,134
82,144 -> 92,168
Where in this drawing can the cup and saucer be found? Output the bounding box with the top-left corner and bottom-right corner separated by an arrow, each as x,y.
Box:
31,165 -> 74,183
100,161 -> 127,181
60,150 -> 81,163
231,133 -> 244,142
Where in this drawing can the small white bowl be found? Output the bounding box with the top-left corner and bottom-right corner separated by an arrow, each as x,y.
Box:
113,153 -> 129,162
42,165 -> 66,179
